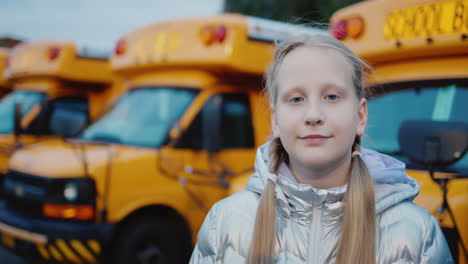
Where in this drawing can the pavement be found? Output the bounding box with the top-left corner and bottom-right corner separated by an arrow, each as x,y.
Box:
0,246 -> 30,264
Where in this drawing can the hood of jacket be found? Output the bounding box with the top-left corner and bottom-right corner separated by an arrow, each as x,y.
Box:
246,141 -> 420,221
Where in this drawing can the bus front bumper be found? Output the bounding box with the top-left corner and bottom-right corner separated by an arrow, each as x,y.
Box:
0,201 -> 114,264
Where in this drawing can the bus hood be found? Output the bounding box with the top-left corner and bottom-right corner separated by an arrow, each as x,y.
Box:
9,139 -> 157,178
0,134 -> 56,174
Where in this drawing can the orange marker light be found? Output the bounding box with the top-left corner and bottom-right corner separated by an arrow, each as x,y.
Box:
347,16 -> 365,39
43,203 -> 95,220
114,39 -> 127,55
200,26 -> 216,45
47,47 -> 61,60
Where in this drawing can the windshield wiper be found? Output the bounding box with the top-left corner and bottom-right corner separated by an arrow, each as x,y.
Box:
86,133 -> 122,144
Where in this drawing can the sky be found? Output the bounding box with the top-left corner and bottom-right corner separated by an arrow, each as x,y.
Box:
0,0 -> 223,52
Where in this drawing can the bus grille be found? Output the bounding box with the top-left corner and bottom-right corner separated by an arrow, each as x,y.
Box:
3,170 -> 50,218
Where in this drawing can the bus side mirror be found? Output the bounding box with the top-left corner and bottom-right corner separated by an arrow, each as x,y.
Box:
13,103 -> 22,137
50,108 -> 88,138
202,95 -> 222,153
398,120 -> 468,169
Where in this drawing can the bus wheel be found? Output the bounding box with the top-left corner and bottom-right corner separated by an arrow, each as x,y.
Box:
112,216 -> 191,264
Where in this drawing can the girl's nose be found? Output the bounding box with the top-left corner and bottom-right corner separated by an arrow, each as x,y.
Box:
303,104 -> 324,126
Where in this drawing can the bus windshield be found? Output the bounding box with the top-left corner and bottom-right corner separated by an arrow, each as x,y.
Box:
0,91 -> 46,134
81,87 -> 198,147
363,84 -> 468,171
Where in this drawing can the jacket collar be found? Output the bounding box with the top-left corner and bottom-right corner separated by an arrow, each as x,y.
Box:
247,143 -> 347,224
246,141 -> 420,224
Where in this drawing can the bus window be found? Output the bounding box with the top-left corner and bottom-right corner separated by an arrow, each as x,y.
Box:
0,91 -> 46,134
363,85 -> 468,171
82,87 -> 197,147
176,93 -> 254,150
221,94 -> 254,149
48,98 -> 90,137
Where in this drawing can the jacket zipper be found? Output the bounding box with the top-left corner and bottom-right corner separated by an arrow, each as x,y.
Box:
309,205 -> 322,263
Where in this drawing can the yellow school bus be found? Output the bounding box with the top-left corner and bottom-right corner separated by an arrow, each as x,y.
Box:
0,41 -> 117,195
330,0 -> 468,262
0,48 -> 11,98
0,15 -> 323,263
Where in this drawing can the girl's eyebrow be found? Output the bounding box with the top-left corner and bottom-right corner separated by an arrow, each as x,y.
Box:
322,83 -> 348,93
281,86 -> 305,97
280,84 -> 349,99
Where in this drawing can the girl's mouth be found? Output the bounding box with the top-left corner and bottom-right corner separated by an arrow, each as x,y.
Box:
299,135 -> 332,145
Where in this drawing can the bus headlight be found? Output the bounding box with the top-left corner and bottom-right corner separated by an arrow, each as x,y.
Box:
61,178 -> 96,203
64,182 -> 79,201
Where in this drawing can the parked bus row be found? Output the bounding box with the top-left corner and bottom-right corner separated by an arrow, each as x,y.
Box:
0,14 -> 325,264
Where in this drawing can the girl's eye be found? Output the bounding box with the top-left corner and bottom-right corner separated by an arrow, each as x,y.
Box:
326,94 -> 339,101
289,97 -> 303,104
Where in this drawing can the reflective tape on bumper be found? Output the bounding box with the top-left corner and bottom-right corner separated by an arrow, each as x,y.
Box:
37,239 -> 100,264
0,220 -> 102,264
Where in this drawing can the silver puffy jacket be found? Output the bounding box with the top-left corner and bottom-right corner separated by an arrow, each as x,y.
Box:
190,143 -> 453,263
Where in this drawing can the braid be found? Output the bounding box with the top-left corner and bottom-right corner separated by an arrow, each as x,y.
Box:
268,138 -> 288,173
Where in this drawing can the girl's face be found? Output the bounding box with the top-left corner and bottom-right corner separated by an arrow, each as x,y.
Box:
272,46 -> 367,170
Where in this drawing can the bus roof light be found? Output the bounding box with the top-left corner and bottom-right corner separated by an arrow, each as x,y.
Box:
215,25 -> 227,43
5,55 -> 10,68
114,39 -> 127,55
47,47 -> 61,60
347,16 -> 365,39
331,20 -> 347,40
200,26 -> 216,46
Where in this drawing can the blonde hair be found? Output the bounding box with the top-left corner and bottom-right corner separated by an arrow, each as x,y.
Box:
246,34 -> 376,264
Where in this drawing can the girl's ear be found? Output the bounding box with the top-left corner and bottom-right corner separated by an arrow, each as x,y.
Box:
356,98 -> 368,136
271,108 -> 280,138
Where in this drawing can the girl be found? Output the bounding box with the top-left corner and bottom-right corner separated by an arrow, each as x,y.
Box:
190,33 -> 453,263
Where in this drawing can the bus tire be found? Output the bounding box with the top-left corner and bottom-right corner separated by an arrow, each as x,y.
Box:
111,216 -> 192,264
